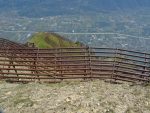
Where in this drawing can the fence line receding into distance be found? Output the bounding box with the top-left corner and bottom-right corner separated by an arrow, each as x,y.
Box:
0,38 -> 150,83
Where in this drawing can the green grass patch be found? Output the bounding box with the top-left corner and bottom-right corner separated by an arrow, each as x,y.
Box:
28,32 -> 84,49
13,98 -> 34,107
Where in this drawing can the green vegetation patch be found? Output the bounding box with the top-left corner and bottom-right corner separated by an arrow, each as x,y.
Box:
13,97 -> 34,107
28,32 -> 84,49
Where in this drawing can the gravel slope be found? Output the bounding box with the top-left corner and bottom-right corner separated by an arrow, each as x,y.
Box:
0,80 -> 150,113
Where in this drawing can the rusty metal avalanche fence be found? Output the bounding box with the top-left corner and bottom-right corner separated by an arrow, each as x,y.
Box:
0,38 -> 150,83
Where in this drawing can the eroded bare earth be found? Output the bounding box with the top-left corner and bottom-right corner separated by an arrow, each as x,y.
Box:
0,80 -> 150,113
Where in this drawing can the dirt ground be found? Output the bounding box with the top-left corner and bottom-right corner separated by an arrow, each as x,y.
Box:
0,80 -> 150,113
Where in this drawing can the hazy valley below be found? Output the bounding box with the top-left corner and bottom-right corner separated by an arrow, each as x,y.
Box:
0,0 -> 150,51
0,10 -> 150,51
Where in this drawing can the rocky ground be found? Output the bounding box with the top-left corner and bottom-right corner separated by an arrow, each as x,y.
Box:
0,80 -> 150,113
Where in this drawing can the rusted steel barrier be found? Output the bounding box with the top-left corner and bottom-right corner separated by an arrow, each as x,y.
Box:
0,38 -> 150,83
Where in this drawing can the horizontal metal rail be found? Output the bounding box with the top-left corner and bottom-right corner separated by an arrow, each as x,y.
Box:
0,38 -> 150,83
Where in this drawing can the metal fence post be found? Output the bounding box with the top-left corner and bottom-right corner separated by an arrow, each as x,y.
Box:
36,48 -> 40,81
112,48 -> 118,80
144,53 -> 149,80
84,47 -> 88,80
60,48 -> 63,81
54,48 -> 57,80
88,47 -> 92,79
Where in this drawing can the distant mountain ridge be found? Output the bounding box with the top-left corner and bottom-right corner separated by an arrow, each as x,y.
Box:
0,0 -> 150,17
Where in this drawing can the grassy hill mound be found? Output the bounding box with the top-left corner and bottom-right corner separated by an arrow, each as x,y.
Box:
27,32 -> 84,49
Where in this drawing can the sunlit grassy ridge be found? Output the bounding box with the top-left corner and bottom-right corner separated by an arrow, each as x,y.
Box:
28,32 -> 83,48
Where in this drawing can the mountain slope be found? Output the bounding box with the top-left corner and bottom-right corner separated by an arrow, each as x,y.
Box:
27,32 -> 84,49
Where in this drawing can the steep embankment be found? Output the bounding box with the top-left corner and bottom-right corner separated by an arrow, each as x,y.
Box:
28,32 -> 83,49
